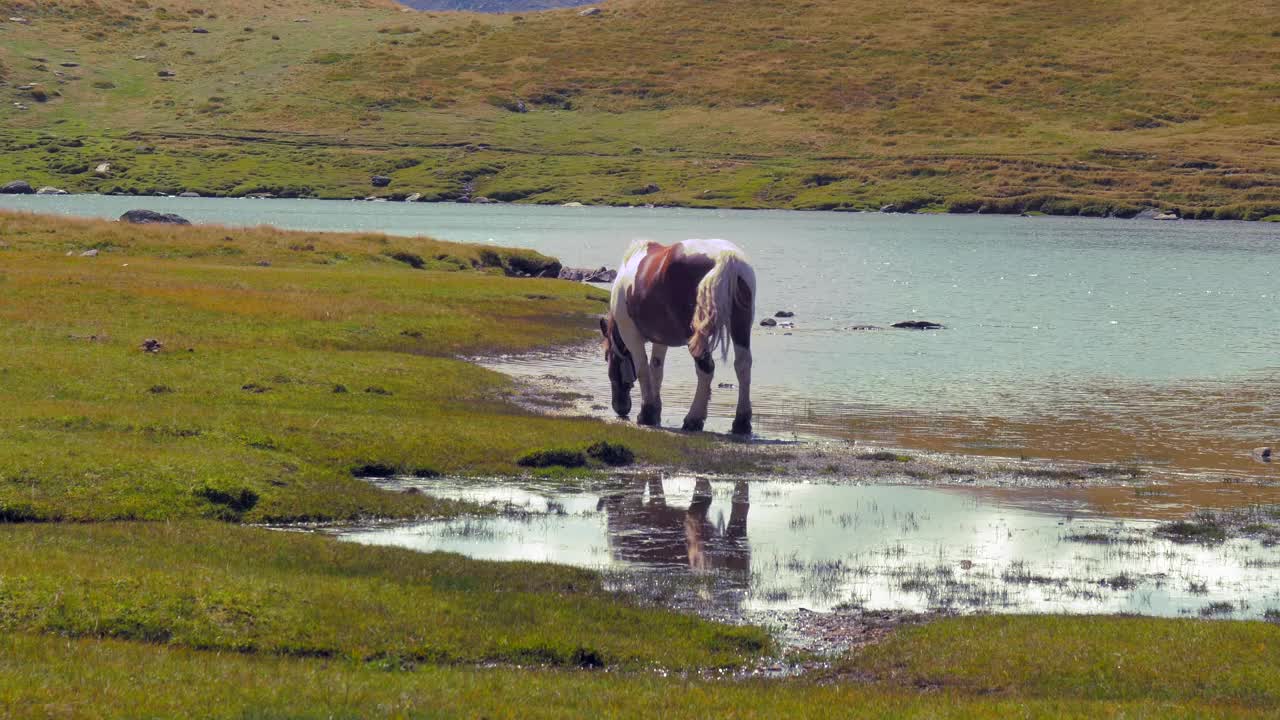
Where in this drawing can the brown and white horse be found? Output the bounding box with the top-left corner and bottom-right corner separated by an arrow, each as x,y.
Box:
599,239 -> 756,435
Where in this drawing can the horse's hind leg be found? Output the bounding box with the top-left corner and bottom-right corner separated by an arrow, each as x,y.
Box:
682,351 -> 714,432
730,343 -> 752,435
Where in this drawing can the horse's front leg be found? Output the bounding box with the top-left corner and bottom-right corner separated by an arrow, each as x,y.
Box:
648,343 -> 668,403
731,343 -> 752,435
682,351 -> 714,432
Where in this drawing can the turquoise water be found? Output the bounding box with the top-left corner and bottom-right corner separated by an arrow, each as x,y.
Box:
6,195 -> 1278,471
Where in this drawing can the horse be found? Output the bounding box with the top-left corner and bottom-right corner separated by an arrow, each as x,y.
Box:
599,238 -> 756,435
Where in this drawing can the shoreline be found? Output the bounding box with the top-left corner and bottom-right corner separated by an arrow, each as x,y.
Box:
2,190 -> 1275,223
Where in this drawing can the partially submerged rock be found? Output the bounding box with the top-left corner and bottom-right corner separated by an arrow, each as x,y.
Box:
774,310 -> 795,318
178,191 -> 200,198
36,186 -> 68,195
847,324 -> 884,331
891,320 -> 944,330
120,209 -> 191,225
1,180 -> 34,194
760,318 -> 778,327
558,266 -> 617,283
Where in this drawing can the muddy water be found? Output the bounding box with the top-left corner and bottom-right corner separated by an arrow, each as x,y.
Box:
341,477 -> 1280,619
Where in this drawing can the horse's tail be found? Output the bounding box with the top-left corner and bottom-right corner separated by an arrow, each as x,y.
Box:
689,248 -> 754,361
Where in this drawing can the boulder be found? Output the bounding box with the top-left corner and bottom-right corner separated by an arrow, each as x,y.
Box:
891,320 -> 944,330
80,248 -> 99,257
140,338 -> 163,353
1,180 -> 34,194
192,27 -> 209,33
1153,212 -> 1179,221
633,183 -> 661,195
473,196 -> 495,204
93,162 -> 111,176
36,186 -> 68,195
404,192 -> 422,202
558,266 -> 616,283
880,204 -> 899,213
1254,447 -> 1273,463
157,69 -> 175,77
370,175 -> 391,187
178,191 -> 200,198
579,7 -> 602,15
60,61 -> 79,68
760,318 -> 778,327
774,310 -> 795,318
562,201 -> 584,207
120,209 -> 191,225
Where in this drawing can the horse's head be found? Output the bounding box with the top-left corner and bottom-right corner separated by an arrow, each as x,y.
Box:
599,315 -> 636,417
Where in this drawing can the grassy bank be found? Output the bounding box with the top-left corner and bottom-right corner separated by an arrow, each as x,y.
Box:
2,615 -> 1278,718
0,211 -> 699,522
0,0 -> 1275,217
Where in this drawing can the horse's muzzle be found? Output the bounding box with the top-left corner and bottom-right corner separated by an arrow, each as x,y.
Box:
611,382 -> 633,417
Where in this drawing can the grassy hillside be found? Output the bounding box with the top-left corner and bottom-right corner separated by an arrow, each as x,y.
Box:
0,0 -> 1275,216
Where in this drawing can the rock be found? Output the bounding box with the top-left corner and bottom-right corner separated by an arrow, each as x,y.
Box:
192,27 -> 209,33
558,266 -> 616,283
119,209 -> 191,225
8,16 -> 30,24
562,201 -> 584,207
633,183 -> 661,195
717,382 -> 735,389
847,324 -> 884,331
1153,212 -> 1179,221
579,7 -> 602,15
178,191 -> 200,198
760,318 -> 778,327
140,338 -> 163,353
370,175 -> 391,187
473,196 -> 495,204
1,180 -> 34,194
404,193 -> 422,202
779,321 -> 795,329
133,55 -> 147,60
36,186 -> 68,195
157,69 -> 175,78
80,248 -> 99,257
891,320 -> 944,330
774,310 -> 795,318
60,61 -> 79,68
1254,447 -> 1273,463
93,162 -> 111,176
880,204 -> 899,213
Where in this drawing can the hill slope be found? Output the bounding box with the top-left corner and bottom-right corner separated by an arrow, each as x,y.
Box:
0,0 -> 1275,216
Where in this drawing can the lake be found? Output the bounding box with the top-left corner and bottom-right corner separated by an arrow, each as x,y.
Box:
4,194 -> 1278,475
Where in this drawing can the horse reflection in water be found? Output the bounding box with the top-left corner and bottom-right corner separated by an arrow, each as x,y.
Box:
597,478 -> 750,577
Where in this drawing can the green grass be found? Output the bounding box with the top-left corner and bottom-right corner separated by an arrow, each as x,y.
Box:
844,615 -> 1280,707
0,0 -> 1275,216
0,521 -> 768,669
2,615 -> 1278,718
0,211 -> 702,522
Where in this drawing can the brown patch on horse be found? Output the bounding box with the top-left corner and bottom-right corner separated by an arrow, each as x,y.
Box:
730,275 -> 754,349
626,242 -> 715,347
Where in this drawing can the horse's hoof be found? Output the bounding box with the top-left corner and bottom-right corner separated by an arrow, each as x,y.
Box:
730,415 -> 753,436
638,404 -> 661,427
681,417 -> 705,432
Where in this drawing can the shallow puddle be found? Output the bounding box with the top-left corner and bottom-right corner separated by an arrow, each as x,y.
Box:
340,476 -> 1280,620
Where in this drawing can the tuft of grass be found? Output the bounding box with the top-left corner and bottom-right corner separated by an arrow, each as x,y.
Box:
516,448 -> 587,469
